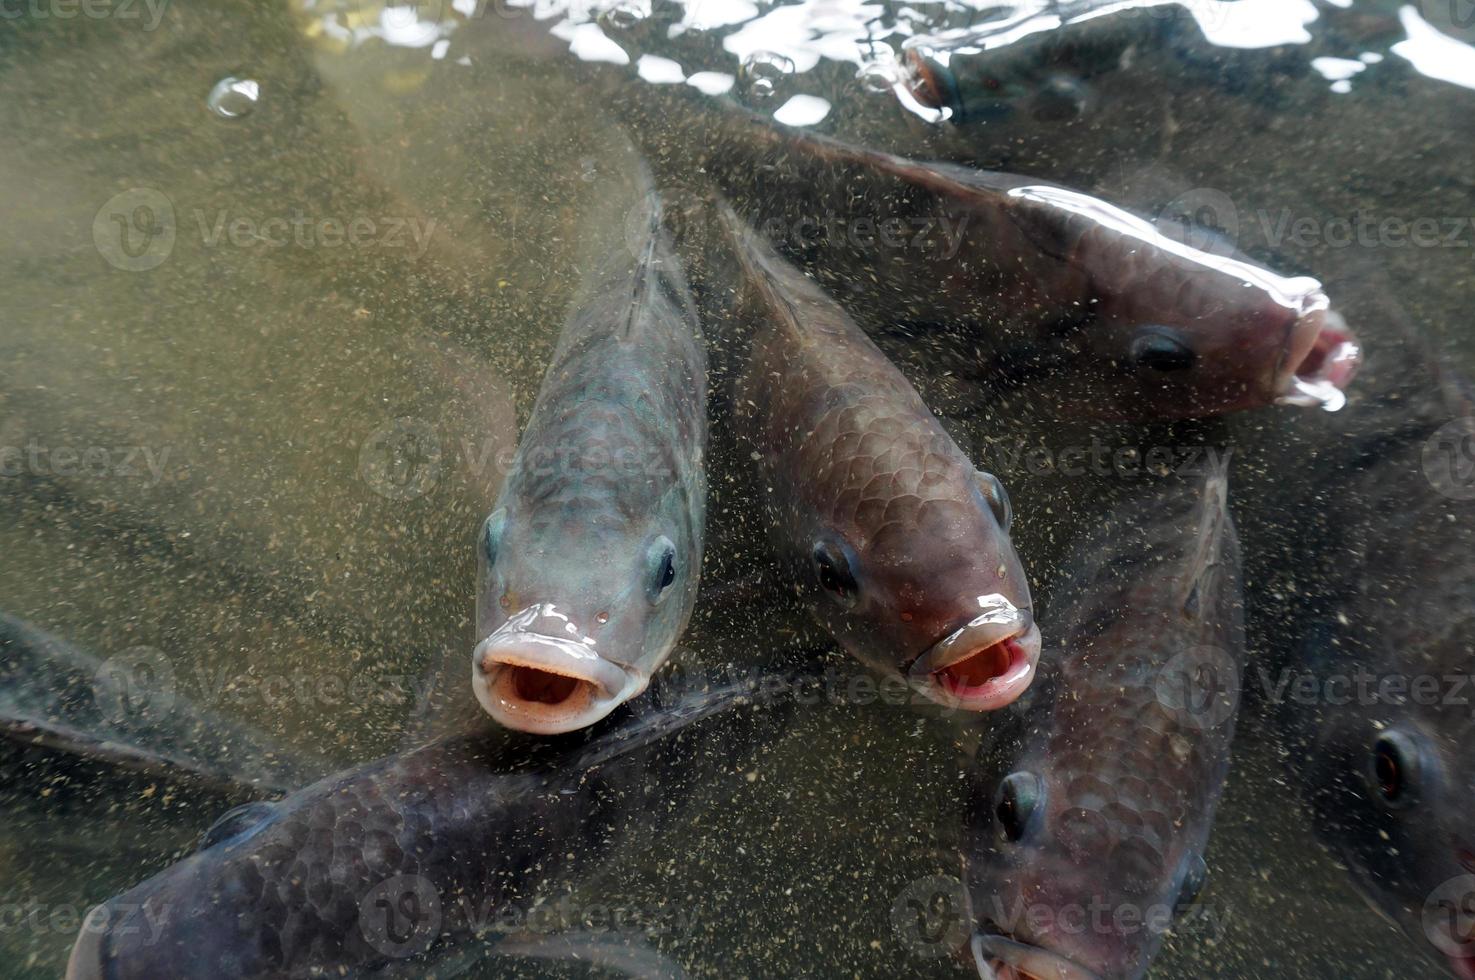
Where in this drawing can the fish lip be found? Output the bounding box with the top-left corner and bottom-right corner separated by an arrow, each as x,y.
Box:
1275,302 -> 1362,412
471,630 -> 637,735
972,933 -> 1103,980
907,597 -> 1040,712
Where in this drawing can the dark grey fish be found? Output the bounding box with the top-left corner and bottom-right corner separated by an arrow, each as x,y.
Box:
0,612 -> 323,796
718,203 -> 1039,712
472,178 -> 708,734
1277,403 -> 1475,979
64,665 -> 805,979
966,461 -> 1244,979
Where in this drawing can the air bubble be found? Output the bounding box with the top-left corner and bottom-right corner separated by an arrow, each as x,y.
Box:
598,1 -> 646,32
739,51 -> 795,102
858,60 -> 896,94
207,76 -> 260,119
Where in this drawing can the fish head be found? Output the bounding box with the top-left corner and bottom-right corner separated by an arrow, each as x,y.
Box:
1067,293 -> 1361,419
473,502 -> 699,734
1297,658 -> 1475,977
799,452 -> 1038,711
965,753 -> 1207,980
1014,183 -> 1362,418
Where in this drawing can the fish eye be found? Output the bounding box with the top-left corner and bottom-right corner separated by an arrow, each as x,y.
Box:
199,800 -> 276,852
1130,327 -> 1197,372
647,535 -> 678,605
995,772 -> 1043,843
481,508 -> 507,567
811,540 -> 859,608
1370,730 -> 1423,808
1173,853 -> 1208,915
976,470 -> 1013,533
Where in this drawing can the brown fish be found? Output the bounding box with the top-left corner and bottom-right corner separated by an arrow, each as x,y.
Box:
602,80 -> 1360,420
719,203 -> 1039,711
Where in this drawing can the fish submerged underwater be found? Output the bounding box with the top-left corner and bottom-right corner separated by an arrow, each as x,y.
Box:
600,75 -> 1362,421
472,180 -> 708,734
65,664 -> 806,979
13,0 -> 1475,977
966,461 -> 1244,980
717,203 -> 1039,712
1276,376 -> 1475,979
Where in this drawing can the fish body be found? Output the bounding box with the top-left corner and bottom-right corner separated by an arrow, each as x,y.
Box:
1277,415 -> 1475,979
473,185 -> 708,733
720,205 -> 1038,711
966,464 -> 1244,979
608,85 -> 1358,420
65,668 -> 790,979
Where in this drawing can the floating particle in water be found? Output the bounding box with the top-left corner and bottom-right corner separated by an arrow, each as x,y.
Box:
207,76 -> 260,119
739,51 -> 795,101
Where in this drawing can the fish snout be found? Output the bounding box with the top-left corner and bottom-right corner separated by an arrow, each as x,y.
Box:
972,934 -> 1104,980
1276,301 -> 1362,412
65,910 -> 109,980
908,597 -> 1040,712
472,629 -> 636,735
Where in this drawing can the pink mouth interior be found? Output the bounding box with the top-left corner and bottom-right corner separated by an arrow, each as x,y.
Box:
508,666 -> 583,706
1293,317 -> 1360,390
935,638 -> 1023,696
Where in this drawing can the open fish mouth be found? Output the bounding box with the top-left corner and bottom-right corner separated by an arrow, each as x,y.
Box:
1277,303 -> 1362,412
472,628 -> 637,735
908,596 -> 1040,711
972,934 -> 1103,980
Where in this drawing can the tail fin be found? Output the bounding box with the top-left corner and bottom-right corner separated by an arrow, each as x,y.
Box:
0,613 -> 325,795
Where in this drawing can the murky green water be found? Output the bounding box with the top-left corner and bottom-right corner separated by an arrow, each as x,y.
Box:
2,0 -> 1473,976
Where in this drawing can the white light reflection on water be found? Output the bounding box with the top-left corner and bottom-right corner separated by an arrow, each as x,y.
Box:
1392,4 -> 1475,91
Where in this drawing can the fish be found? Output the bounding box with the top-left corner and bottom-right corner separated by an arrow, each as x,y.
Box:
65,663 -> 806,979
965,460 -> 1244,979
594,77 -> 1361,420
900,2 -> 1160,125
472,177 -> 708,734
717,203 -> 1039,712
1274,398 -> 1475,979
0,612 -> 324,797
